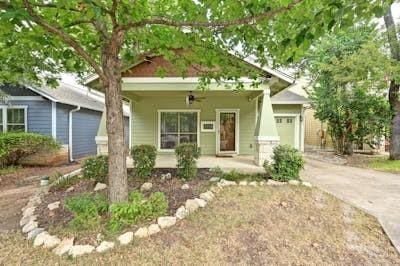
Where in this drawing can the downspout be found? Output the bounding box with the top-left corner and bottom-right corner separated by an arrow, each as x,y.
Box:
69,105 -> 81,162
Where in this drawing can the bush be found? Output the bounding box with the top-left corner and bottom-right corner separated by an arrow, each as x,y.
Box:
175,143 -> 201,180
50,173 -> 80,192
64,194 -> 109,230
108,191 -> 167,232
0,132 -> 59,166
222,170 -> 266,182
265,145 -> 304,181
82,155 -> 108,183
130,145 -> 157,178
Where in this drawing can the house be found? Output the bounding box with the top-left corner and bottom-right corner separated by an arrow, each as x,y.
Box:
0,83 -> 129,163
87,55 -> 308,167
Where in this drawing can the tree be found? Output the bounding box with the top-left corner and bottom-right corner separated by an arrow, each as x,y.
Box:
0,1 -> 389,202
384,4 -> 400,160
304,26 -> 394,155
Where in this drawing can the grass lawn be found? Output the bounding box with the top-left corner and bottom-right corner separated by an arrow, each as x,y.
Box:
367,157 -> 400,173
0,186 -> 398,265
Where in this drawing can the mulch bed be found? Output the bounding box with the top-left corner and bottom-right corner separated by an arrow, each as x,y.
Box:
35,168 -> 215,242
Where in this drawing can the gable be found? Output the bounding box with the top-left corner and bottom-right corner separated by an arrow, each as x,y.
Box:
0,84 -> 41,97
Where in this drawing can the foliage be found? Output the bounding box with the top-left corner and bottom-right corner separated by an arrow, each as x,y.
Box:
108,191 -> 168,232
265,145 -> 304,181
175,143 -> 201,180
0,132 -> 59,167
131,145 -> 157,178
82,155 -> 108,183
210,167 -> 224,178
222,170 -> 266,182
50,173 -> 80,192
0,165 -> 20,176
64,194 -> 109,230
303,25 -> 395,155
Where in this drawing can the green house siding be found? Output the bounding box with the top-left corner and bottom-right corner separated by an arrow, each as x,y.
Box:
131,94 -> 257,155
272,104 -> 302,114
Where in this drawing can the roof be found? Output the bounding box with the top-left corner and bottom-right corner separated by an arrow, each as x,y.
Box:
27,83 -> 106,112
84,54 -> 295,86
271,79 -> 309,104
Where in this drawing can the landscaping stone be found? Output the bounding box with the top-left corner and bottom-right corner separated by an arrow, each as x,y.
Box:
66,186 -> 75,192
185,199 -> 200,213
96,241 -> 114,253
302,181 -> 312,188
27,228 -> 44,240
33,232 -> 50,247
210,186 -> 221,193
161,173 -> 172,180
20,214 -> 37,227
239,181 -> 248,186
94,183 -> 107,191
68,245 -> 95,257
175,206 -> 189,220
22,207 -> 36,217
118,232 -> 134,245
53,237 -> 74,256
140,182 -> 153,192
199,191 -> 214,202
157,216 -> 176,229
43,235 -> 61,249
181,184 -> 190,190
249,181 -> 258,187
259,181 -> 266,186
209,177 -> 220,182
195,198 -> 207,208
22,220 -> 38,233
148,224 -> 161,235
267,179 -> 286,186
218,179 -> 236,187
47,201 -> 60,211
288,180 -> 300,186
134,227 -> 149,238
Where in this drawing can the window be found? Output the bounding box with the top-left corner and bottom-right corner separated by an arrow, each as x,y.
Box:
276,118 -> 282,123
159,111 -> 198,150
286,118 -> 293,124
0,106 -> 27,133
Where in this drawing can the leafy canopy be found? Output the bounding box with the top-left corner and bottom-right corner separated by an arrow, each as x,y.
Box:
303,25 -> 395,153
0,0 -> 390,86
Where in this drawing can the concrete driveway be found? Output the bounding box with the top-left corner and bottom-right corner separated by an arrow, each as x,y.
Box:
301,158 -> 400,253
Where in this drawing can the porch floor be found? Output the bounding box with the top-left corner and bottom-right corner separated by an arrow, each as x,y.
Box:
127,155 -> 264,174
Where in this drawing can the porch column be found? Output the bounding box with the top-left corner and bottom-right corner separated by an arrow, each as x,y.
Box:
95,110 -> 108,155
254,89 -> 280,166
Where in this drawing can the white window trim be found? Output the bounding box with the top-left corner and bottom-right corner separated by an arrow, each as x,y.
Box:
215,109 -> 240,155
0,105 -> 28,132
157,109 -> 201,152
273,113 -> 300,150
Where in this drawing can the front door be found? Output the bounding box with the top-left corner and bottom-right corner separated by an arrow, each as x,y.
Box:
217,110 -> 238,154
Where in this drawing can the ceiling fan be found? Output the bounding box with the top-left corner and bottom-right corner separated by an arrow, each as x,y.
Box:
185,91 -> 206,106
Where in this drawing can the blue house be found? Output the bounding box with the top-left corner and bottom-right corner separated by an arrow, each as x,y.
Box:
0,83 -> 129,161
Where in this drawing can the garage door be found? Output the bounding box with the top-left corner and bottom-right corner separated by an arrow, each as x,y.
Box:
275,117 -> 295,147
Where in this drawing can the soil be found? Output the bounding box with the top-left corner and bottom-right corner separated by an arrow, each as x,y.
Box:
34,168 -> 214,243
0,163 -> 81,232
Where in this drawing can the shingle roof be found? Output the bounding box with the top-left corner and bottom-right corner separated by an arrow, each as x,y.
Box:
28,83 -> 105,112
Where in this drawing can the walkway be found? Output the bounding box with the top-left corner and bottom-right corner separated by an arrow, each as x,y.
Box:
302,158 -> 400,253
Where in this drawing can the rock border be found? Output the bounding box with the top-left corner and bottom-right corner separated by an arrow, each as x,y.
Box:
20,176 -> 312,258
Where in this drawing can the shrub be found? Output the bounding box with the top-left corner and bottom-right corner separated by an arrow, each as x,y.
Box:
64,194 -> 109,230
0,132 -> 59,166
222,170 -> 266,182
82,155 -> 108,183
265,145 -> 304,181
50,173 -> 80,192
108,191 -> 168,232
175,143 -> 201,180
130,145 -> 157,178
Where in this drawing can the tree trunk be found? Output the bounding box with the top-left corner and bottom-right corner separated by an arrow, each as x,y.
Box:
389,81 -> 400,160
101,30 -> 128,203
384,6 -> 400,160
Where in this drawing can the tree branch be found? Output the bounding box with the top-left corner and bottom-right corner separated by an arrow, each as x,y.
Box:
120,0 -> 304,30
23,0 -> 106,82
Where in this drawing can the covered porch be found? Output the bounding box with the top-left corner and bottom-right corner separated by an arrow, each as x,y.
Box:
127,154 -> 264,173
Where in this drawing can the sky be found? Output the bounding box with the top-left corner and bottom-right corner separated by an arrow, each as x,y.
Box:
62,3 -> 400,87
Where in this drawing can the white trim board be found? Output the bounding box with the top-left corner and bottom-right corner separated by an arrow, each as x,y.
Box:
157,109 -> 201,152
51,102 -> 57,138
122,77 -> 258,84
273,113 -> 300,150
215,109 -> 240,155
6,96 -> 45,101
